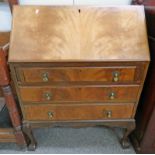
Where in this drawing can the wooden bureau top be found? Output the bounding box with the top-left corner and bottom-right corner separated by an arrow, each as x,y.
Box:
9,6 -> 150,62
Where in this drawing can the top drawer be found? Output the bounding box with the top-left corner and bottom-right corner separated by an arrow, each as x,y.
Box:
16,66 -> 141,84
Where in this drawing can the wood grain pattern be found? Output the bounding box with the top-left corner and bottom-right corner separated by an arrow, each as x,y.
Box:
0,48 -> 10,86
0,32 -> 27,146
19,85 -> 140,103
8,6 -> 150,150
0,128 -> 16,142
9,6 -> 150,62
0,32 -> 10,48
0,32 -> 9,97
18,66 -> 136,83
24,103 -> 134,121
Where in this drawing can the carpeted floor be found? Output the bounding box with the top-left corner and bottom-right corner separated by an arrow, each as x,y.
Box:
0,127 -> 135,154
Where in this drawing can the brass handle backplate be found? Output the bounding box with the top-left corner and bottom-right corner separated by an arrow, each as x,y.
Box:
48,111 -> 54,118
113,71 -> 120,82
109,92 -> 116,100
104,110 -> 112,118
44,92 -> 52,101
42,72 -> 49,82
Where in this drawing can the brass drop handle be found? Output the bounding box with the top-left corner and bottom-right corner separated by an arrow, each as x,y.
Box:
48,111 -> 54,118
44,92 -> 52,101
104,110 -> 112,118
113,72 -> 120,82
109,92 -> 116,100
42,72 -> 49,82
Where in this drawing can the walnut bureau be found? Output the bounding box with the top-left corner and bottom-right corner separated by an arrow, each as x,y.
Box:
9,6 -> 150,150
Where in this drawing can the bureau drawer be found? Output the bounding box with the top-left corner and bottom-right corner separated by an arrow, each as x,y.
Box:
23,103 -> 134,121
17,66 -> 138,84
19,86 -> 139,103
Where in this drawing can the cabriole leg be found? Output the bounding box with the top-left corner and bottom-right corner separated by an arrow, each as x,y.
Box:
23,123 -> 37,151
120,121 -> 136,148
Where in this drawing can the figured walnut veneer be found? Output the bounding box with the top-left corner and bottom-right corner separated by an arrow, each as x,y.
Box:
9,6 -> 149,62
19,85 -> 140,103
24,104 -> 134,121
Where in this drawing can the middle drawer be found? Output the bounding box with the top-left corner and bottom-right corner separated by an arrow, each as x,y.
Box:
19,85 -> 140,103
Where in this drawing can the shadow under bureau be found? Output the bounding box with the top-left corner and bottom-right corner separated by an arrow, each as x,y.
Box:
9,6 -> 150,150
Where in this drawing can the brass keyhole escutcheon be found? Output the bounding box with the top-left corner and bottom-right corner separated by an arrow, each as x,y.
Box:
104,110 -> 112,118
44,92 -> 52,101
113,71 -> 120,82
109,92 -> 116,100
48,111 -> 54,119
42,72 -> 49,82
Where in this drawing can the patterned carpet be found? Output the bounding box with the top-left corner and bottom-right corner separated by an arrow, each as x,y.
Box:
0,127 -> 135,153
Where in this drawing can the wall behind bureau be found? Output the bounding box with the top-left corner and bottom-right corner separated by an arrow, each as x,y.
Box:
18,0 -> 132,5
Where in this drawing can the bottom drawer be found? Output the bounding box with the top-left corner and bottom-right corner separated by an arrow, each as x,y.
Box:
24,104 -> 134,121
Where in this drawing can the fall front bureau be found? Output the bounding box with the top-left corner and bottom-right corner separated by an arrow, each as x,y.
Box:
9,6 -> 150,150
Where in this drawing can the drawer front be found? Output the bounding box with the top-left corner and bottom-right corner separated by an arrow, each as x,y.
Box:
19,86 -> 139,103
17,67 -> 137,83
23,103 -> 134,121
